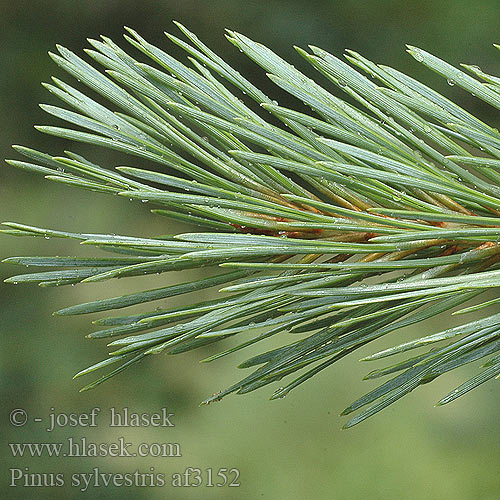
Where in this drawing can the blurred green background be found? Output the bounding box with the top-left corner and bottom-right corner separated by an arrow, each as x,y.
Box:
1,1 -> 500,499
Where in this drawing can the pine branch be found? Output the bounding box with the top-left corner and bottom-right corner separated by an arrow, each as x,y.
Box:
3,23 -> 500,427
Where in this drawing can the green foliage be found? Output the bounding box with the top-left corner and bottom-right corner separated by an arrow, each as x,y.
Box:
3,23 -> 500,427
